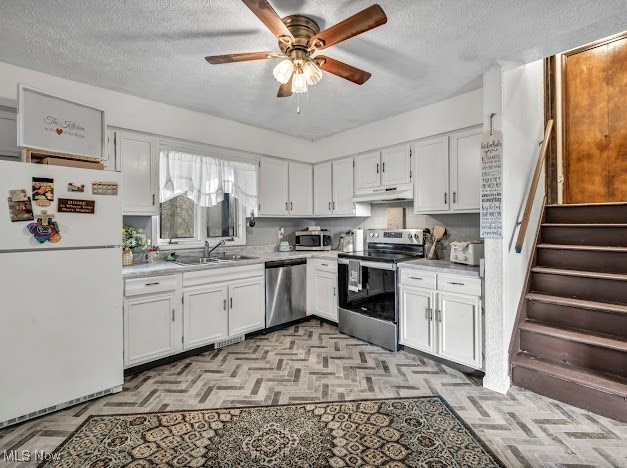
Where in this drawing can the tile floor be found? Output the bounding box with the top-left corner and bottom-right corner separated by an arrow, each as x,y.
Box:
1,319 -> 625,467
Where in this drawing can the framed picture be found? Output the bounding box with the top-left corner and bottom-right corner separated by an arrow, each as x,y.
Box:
17,85 -> 107,160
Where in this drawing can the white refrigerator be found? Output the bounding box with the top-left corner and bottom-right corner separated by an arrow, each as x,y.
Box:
0,159 -> 124,427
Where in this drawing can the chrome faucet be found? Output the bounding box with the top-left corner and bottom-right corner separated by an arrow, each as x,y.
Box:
205,240 -> 225,257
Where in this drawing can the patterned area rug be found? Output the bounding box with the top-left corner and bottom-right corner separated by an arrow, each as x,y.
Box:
43,396 -> 504,467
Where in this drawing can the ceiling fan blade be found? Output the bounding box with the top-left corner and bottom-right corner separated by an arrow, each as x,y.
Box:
205,51 -> 280,64
277,76 -> 293,97
316,56 -> 371,85
309,4 -> 387,50
241,0 -> 294,42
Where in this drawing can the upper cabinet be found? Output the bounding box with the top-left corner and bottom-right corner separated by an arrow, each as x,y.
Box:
312,157 -> 371,217
115,130 -> 159,216
258,157 -> 312,217
355,145 -> 412,193
0,109 -> 19,158
414,127 -> 481,214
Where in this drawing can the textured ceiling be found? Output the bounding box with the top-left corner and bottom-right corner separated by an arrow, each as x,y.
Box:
0,1 -> 625,140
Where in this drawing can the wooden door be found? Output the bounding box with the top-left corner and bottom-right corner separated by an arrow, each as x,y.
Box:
564,37 -> 627,203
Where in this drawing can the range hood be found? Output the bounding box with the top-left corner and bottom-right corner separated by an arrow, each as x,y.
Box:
352,184 -> 414,203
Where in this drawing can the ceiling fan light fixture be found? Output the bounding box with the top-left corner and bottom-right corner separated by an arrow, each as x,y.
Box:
303,59 -> 323,86
291,71 -> 308,93
272,59 -> 294,84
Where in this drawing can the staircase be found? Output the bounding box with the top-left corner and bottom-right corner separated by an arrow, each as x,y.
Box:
510,203 -> 627,422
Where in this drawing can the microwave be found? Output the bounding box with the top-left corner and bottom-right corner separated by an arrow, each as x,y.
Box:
295,230 -> 332,251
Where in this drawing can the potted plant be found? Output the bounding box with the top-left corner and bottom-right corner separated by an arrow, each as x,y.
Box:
122,226 -> 150,266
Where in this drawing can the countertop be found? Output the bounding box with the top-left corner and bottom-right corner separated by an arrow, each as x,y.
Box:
123,250 -> 339,279
398,258 -> 481,278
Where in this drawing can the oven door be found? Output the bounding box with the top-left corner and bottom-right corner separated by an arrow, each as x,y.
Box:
295,234 -> 322,250
337,259 -> 398,350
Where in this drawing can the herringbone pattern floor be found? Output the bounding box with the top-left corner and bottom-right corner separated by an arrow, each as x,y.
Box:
1,319 -> 626,467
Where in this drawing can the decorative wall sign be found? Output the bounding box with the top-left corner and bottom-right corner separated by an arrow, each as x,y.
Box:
58,198 -> 95,214
32,177 -> 54,208
17,85 -> 106,160
67,182 -> 85,193
480,129 -> 503,239
92,181 -> 118,196
7,196 -> 34,222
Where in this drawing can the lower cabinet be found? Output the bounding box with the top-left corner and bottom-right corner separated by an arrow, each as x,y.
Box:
182,284 -> 229,350
399,270 -> 483,369
228,277 -> 266,336
307,259 -> 338,323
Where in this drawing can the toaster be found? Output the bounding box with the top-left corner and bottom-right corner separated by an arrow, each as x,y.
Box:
450,241 -> 484,266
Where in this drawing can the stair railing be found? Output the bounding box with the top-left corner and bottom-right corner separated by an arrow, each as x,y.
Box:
515,119 -> 554,253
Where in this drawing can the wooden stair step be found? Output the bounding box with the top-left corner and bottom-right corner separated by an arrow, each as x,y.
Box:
537,244 -> 627,252
512,352 -> 627,398
531,267 -> 627,282
541,224 -> 627,247
535,245 -> 627,274
519,320 -> 627,353
526,293 -> 627,315
545,203 -> 627,224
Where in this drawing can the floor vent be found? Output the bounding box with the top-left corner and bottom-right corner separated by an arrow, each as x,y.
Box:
214,336 -> 245,348
0,385 -> 122,429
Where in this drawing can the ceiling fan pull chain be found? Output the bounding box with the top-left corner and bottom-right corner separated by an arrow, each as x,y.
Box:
297,93 -> 300,115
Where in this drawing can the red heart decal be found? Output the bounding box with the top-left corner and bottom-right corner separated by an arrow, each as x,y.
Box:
56,128 -> 63,135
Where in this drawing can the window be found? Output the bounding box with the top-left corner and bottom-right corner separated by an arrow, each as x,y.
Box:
157,149 -> 257,247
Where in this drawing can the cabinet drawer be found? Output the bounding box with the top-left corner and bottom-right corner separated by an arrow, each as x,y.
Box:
400,269 -> 436,289
310,258 -> 337,273
437,275 -> 481,296
125,274 -> 178,297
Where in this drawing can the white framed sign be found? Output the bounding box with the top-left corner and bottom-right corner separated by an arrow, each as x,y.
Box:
480,129 -> 503,239
17,85 -> 106,160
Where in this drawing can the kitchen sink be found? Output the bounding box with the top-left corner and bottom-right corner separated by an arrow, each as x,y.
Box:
174,254 -> 257,265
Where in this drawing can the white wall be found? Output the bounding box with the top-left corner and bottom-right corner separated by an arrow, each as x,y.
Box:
0,62 -> 312,161
313,89 -> 483,161
482,60 -> 545,394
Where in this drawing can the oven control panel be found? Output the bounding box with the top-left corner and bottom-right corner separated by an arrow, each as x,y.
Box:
367,229 -> 427,245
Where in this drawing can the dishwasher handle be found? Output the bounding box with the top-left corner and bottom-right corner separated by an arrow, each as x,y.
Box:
265,258 -> 307,269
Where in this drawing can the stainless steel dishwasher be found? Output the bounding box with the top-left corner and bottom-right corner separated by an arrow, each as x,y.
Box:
265,258 -> 307,328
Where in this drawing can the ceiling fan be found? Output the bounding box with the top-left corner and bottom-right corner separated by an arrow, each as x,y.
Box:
205,0 -> 387,98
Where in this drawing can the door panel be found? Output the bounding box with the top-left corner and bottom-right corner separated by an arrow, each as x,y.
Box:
354,152 -> 381,190
229,277 -> 265,336
381,145 -> 411,186
450,130 -> 481,211
438,292 -> 481,369
314,162 -> 333,216
183,285 -> 228,350
314,271 -> 338,322
399,286 -> 434,353
119,131 -> 158,215
332,158 -> 355,215
259,157 -> 289,215
608,37 -> 627,202
289,161 -> 313,216
414,136 -> 449,212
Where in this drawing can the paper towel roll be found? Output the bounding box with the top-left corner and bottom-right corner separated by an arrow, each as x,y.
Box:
354,229 -> 364,252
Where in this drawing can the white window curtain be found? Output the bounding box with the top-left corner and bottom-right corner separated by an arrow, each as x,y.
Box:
159,150 -> 257,210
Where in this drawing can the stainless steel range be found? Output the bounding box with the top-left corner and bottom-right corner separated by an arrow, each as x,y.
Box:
337,228 -> 428,351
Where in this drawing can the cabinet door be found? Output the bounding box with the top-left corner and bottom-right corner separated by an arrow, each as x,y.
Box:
313,162 -> 333,216
258,157 -> 289,216
332,158 -> 355,215
118,131 -> 158,215
450,129 -> 481,211
182,285 -> 228,350
414,136 -> 449,213
229,276 -> 265,336
399,286 -> 435,353
0,109 -> 19,157
381,145 -> 411,186
354,152 -> 381,190
313,270 -> 338,322
437,292 -> 482,369
288,161 -> 313,216
123,293 -> 178,367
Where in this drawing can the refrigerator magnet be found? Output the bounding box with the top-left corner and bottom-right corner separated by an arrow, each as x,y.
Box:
92,181 -> 118,196
7,196 -> 34,222
9,189 -> 28,202
32,177 -> 54,208
27,211 -> 61,243
67,182 -> 85,193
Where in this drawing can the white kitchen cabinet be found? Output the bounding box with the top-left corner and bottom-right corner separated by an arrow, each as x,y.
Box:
229,276 -> 265,336
0,108 -> 18,158
182,284 -> 229,350
414,136 -> 450,213
438,292 -> 482,369
312,270 -> 338,322
313,162 -> 333,216
399,268 -> 483,370
450,129 -> 482,212
354,151 -> 381,190
123,292 -> 179,367
399,285 -> 435,354
332,158 -> 356,216
381,145 -> 412,186
288,161 -> 313,216
258,157 -> 289,216
116,130 -> 159,215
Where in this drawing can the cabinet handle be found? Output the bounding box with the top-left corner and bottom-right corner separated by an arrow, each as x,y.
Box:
285,202 -> 288,211
444,192 -> 447,204
436,309 -> 441,322
152,194 -> 156,206
332,201 -> 336,210
410,277 -> 423,280
382,162 -> 385,172
321,263 -> 329,266
376,163 -> 379,174
290,202 -> 293,210
172,309 -> 175,322
230,297 -> 233,309
424,307 -> 429,320
223,299 -> 227,310
333,287 -> 336,296
144,282 -> 160,286
328,202 -> 331,210
447,282 -> 465,286
453,192 -> 456,203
